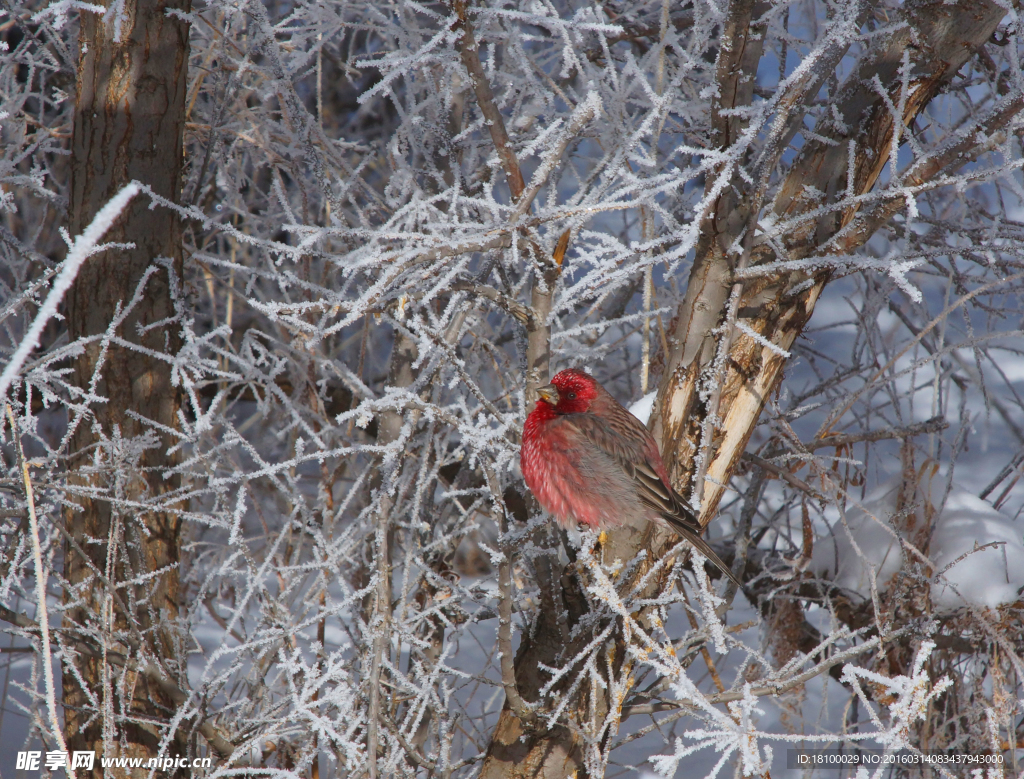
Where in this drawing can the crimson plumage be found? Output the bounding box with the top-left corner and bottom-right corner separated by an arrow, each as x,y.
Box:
520,368 -> 739,586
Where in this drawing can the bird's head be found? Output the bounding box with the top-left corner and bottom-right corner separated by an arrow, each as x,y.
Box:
536,369 -> 599,414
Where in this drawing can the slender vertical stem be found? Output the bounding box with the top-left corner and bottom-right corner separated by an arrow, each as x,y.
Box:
641,262 -> 653,395
6,405 -> 73,776
317,32 -> 323,130
367,497 -> 391,779
526,270 -> 555,396
484,466 -> 536,724
365,330 -> 416,776
311,457 -> 332,779
641,0 -> 669,397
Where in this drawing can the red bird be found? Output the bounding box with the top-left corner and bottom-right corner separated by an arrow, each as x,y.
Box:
521,368 -> 739,586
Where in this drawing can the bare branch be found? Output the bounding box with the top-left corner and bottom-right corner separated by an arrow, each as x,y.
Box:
742,452 -> 826,502
453,0 -> 525,199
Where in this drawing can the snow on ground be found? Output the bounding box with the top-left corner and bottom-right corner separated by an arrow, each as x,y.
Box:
811,475 -> 1024,612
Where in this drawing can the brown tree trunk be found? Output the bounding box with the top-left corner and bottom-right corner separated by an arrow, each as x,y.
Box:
480,2 -> 1005,776
63,0 -> 191,773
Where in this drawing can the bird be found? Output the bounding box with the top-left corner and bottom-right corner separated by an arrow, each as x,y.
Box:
520,368 -> 740,586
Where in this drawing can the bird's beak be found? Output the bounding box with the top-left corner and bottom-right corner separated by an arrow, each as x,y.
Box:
535,384 -> 560,405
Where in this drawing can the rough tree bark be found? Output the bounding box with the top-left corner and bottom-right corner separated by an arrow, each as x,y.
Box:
480,1 -> 1007,777
63,0 -> 191,773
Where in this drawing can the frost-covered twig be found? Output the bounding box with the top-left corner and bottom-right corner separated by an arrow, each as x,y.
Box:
451,281 -> 534,326
510,92 -> 602,224
0,183 -> 139,403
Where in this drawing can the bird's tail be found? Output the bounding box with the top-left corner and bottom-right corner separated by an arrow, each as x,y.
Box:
661,513 -> 742,588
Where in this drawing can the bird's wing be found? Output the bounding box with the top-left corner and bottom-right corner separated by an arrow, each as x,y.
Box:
555,410 -> 648,478
559,409 -> 691,520
561,409 -> 741,587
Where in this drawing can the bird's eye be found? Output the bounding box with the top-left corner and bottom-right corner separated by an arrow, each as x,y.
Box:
566,392 -> 576,400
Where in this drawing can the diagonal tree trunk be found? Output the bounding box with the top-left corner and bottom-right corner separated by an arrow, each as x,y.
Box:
480,2 -> 1007,776
63,0 -> 191,773
654,0 -> 1007,520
